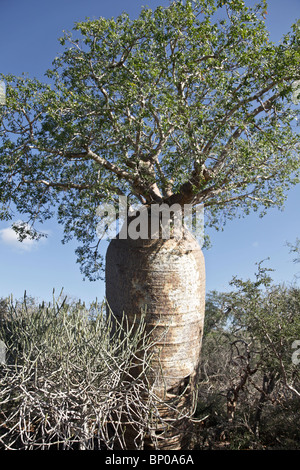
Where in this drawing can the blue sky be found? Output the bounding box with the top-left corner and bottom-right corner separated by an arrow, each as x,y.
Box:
0,0 -> 299,305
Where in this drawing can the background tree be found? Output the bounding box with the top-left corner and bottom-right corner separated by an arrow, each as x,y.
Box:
1,0 -> 300,449
197,263 -> 300,449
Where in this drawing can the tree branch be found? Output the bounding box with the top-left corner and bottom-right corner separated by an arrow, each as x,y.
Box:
202,80 -> 280,158
211,91 -> 282,176
22,178 -> 93,192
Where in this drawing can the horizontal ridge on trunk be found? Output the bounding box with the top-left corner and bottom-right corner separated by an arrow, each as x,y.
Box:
106,227 -> 205,449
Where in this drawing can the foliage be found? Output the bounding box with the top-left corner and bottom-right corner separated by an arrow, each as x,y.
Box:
0,0 -> 300,278
287,237 -> 300,266
196,263 -> 300,449
0,293 -> 188,450
1,258 -> 300,450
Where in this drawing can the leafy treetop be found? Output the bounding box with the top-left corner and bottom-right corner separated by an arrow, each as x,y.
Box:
0,0 -> 300,279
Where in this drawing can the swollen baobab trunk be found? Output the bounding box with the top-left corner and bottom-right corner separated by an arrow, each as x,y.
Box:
106,224 -> 205,450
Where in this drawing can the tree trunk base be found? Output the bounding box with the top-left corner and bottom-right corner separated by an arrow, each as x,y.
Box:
106,230 -> 205,450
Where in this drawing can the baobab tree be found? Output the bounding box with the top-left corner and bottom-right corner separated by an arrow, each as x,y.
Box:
0,0 -> 300,449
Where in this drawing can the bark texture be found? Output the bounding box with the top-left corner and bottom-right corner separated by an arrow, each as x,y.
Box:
105,228 -> 205,449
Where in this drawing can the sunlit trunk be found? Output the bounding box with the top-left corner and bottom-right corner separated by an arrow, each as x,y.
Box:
105,227 -> 205,450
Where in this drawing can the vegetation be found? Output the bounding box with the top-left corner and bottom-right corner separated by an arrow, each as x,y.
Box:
0,0 -> 299,277
1,252 -> 299,450
1,0 -> 300,450
195,261 -> 300,450
0,293 -> 192,450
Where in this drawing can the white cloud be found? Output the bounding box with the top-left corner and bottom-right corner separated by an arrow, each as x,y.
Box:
0,223 -> 48,252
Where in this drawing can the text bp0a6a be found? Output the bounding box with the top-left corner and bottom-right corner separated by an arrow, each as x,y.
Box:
149,454 -> 194,465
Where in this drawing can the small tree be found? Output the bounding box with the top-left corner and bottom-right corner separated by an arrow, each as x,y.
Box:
198,265 -> 300,449
1,0 -> 300,449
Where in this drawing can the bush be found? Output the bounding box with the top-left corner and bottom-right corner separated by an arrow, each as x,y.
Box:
0,293 -> 162,450
195,265 -> 300,450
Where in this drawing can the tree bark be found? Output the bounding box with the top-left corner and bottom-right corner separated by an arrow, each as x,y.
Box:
105,227 -> 205,449
253,372 -> 277,438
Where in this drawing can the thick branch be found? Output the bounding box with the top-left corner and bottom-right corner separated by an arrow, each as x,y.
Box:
164,89 -> 282,207
85,149 -> 162,203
